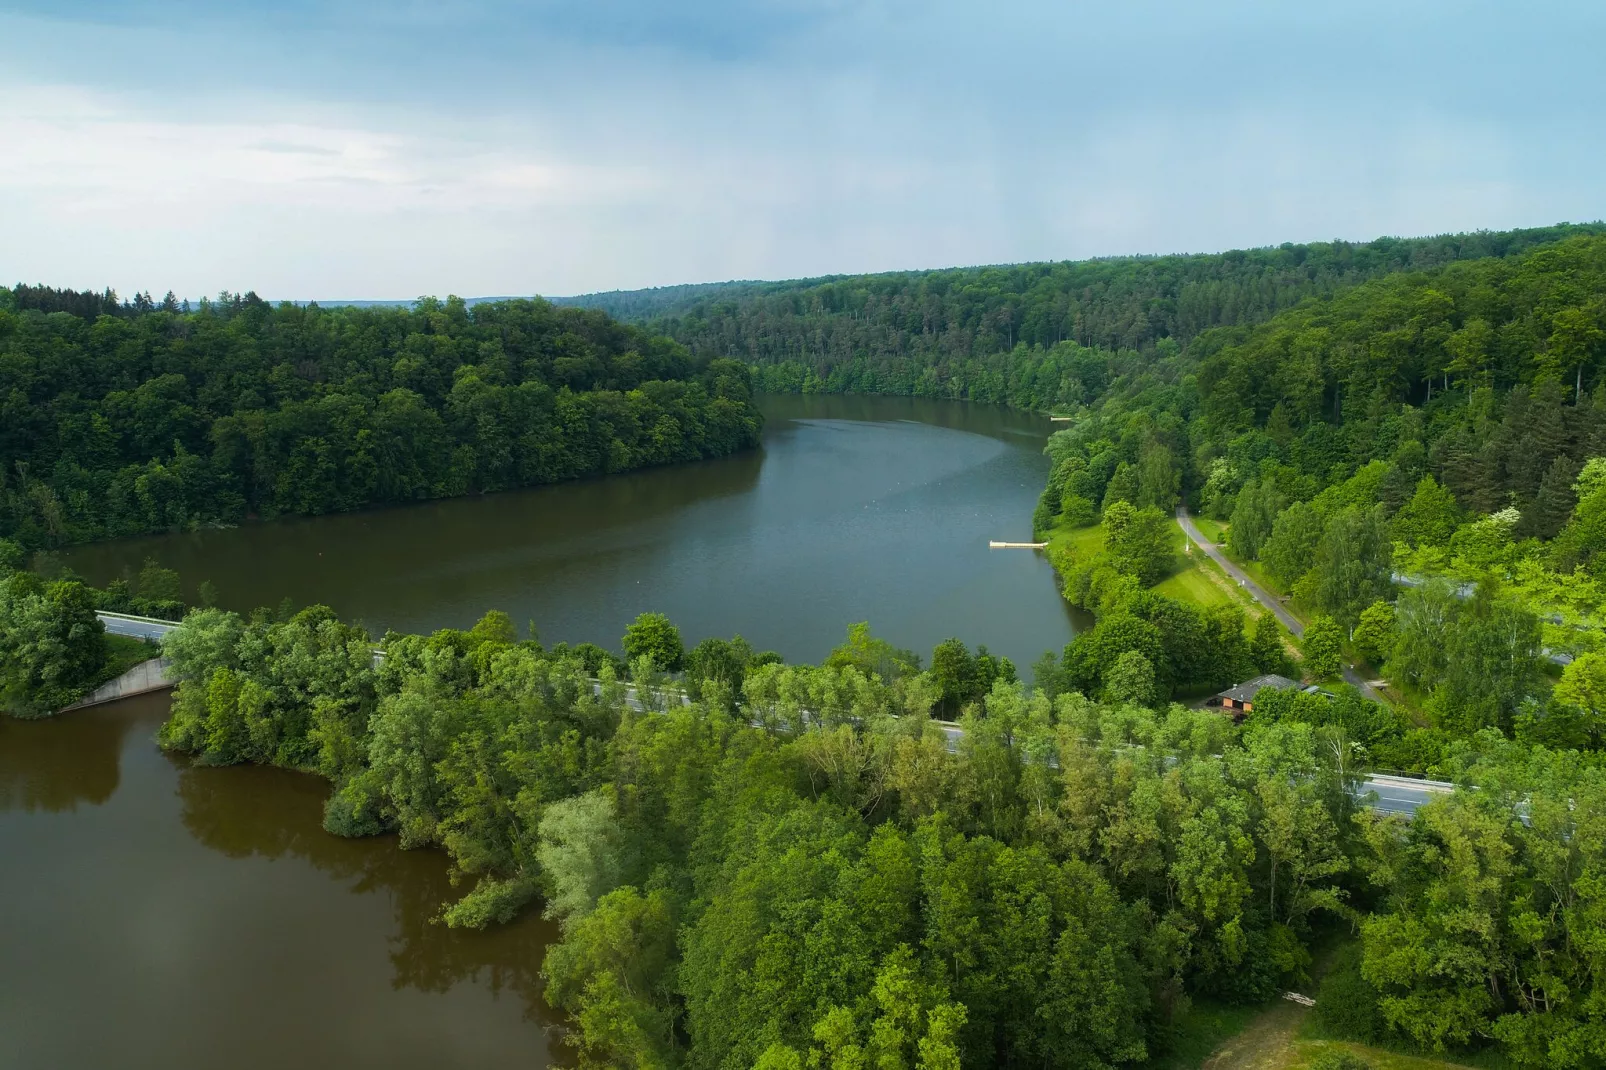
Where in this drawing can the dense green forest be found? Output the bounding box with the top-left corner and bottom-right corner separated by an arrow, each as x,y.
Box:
132,591 -> 1606,1070
150,603 -> 1366,1069
1006,232 -> 1606,1066
0,286 -> 763,549
1034,230 -> 1605,728
559,224 -> 1603,407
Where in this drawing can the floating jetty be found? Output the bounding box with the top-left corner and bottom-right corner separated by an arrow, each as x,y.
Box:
1048,416 -> 1074,421
988,540 -> 1048,549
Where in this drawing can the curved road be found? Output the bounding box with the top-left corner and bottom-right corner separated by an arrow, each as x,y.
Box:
1174,508 -> 1385,703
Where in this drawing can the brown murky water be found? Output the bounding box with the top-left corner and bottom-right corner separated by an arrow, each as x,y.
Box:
0,694 -> 568,1070
62,395 -> 1084,673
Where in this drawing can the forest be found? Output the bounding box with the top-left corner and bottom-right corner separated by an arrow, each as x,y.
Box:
99,582 -> 1605,1070
563,224 -> 1603,407
142,601 -> 1367,1069
0,287 -> 763,549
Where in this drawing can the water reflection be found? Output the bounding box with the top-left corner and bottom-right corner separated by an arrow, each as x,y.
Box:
174,758 -> 562,1031
0,706 -> 133,812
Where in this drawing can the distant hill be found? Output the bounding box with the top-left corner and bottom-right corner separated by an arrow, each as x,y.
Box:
552,225 -> 1606,364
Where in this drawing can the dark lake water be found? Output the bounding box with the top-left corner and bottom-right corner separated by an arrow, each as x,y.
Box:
63,394 -> 1083,673
6,396 -> 1081,1068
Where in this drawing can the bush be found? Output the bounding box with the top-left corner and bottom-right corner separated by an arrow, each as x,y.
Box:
1313,944 -> 1384,1044
621,612 -> 684,672
1058,494 -> 1097,528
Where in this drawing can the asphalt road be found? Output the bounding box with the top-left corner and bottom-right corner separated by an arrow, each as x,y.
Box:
1362,774 -> 1456,816
98,612 -> 179,641
1174,508 -> 1385,703
99,611 -> 1451,816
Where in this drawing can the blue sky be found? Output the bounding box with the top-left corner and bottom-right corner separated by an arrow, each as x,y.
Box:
1,1 -> 1601,299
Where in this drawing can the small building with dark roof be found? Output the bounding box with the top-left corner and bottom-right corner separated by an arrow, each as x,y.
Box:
1211,674 -> 1300,715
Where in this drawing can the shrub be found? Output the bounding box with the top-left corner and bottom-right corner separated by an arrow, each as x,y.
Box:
1313,945 -> 1384,1044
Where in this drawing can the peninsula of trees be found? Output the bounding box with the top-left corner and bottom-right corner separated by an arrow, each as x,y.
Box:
0,289 -> 763,549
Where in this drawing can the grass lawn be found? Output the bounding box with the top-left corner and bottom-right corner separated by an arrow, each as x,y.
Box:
1194,516 -> 1229,545
100,633 -> 160,687
1045,519 -> 1105,557
1047,518 -> 1251,615
1172,995 -> 1494,1070
1273,1039 -> 1484,1070
1155,562 -> 1236,609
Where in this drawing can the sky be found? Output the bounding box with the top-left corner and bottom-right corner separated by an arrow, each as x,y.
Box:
1,0 -> 1602,300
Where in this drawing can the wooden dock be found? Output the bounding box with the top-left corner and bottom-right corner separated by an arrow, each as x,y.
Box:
988,540 -> 1048,549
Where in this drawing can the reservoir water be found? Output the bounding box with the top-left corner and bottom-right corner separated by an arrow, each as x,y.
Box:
61,395 -> 1083,673
5,396 -> 1081,1069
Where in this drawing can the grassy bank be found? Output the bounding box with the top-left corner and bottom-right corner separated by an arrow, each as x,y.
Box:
1045,516 -> 1259,616
103,633 -> 160,682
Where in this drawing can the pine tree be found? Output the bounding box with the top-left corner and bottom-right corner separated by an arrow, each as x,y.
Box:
1529,455 -> 1581,539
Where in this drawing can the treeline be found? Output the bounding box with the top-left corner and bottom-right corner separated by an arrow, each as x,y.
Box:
563,224 -> 1601,402
0,288 -> 763,548
156,603 -> 1367,1068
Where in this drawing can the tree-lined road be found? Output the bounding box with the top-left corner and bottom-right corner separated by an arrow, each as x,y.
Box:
1175,507 -> 1386,703
101,611 -> 1452,815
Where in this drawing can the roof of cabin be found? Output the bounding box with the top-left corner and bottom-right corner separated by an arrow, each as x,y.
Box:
1215,674 -> 1300,704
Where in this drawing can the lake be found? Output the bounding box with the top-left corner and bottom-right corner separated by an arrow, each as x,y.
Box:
62,394 -> 1083,674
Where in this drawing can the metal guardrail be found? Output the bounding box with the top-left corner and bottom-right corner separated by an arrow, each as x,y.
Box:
97,610 -> 183,627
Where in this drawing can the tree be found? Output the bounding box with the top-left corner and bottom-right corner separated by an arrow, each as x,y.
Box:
1104,650 -> 1157,707
0,577 -> 108,716
1103,500 -> 1176,585
1351,600 -> 1396,666
1554,652 -> 1606,746
929,638 -> 978,717
1554,462 -> 1606,572
1530,455 -> 1581,539
1229,478 -> 1286,560
1300,507 -> 1392,632
1135,440 -> 1181,510
1102,461 -> 1140,509
1301,616 -> 1343,680
825,622 -> 920,681
537,790 -> 626,930
1251,612 -> 1292,675
1064,612 -> 1168,697
1391,476 -> 1460,548
621,612 -> 683,672
160,607 -> 245,684
1262,501 -> 1324,590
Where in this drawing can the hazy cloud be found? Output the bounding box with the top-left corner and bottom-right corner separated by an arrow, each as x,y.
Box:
0,1 -> 1600,298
